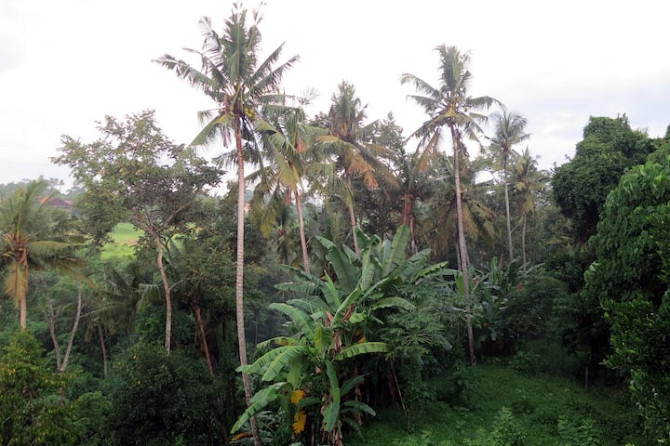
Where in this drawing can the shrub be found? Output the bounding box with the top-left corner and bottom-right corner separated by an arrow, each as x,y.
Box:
107,343 -> 224,445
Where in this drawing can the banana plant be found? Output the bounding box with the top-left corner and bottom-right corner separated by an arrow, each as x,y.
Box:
231,291 -> 387,444
232,225 -> 446,444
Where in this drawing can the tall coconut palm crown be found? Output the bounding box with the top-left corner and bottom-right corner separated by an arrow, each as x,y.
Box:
1,180 -> 83,329
402,45 -> 499,365
155,6 -> 298,445
489,110 -> 530,262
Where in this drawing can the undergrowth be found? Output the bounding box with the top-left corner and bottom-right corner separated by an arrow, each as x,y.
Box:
346,364 -> 646,445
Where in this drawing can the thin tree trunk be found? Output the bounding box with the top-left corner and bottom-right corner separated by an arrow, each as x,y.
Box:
348,201 -> 360,255
451,127 -> 476,366
294,187 -> 310,274
401,194 -> 417,254
59,284 -> 83,373
97,324 -> 108,377
234,124 -> 262,446
503,157 -> 514,262
521,213 -> 528,274
154,235 -> 172,354
191,299 -> 214,376
346,177 -> 360,255
48,299 -> 62,370
19,264 -> 28,330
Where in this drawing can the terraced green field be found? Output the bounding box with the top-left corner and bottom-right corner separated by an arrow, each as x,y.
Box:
101,222 -> 142,260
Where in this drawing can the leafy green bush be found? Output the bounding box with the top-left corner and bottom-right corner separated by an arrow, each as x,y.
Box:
557,416 -> 603,446
0,330 -> 79,445
107,343 -> 225,445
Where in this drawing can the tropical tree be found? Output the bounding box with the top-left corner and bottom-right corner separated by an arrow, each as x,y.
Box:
315,81 -> 393,254
552,115 -> 653,242
511,148 -> 546,271
233,226 -> 443,445
402,46 -> 499,364
0,180 -> 83,329
54,111 -> 221,353
420,153 -> 496,264
155,6 -> 298,443
488,110 -> 530,262
251,106 -> 321,274
0,330 -> 79,444
587,145 -> 670,442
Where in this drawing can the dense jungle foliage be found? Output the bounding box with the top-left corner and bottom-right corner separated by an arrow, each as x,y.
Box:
1,4 -> 669,445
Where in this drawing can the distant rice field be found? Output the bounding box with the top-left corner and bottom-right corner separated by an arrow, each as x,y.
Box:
101,222 -> 142,260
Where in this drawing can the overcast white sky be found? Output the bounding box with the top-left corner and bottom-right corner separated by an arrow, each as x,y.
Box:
2,0 -> 669,189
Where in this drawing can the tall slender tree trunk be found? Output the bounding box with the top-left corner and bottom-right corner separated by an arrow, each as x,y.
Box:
503,157 -> 514,263
19,264 -> 28,329
59,284 -> 83,373
97,325 -> 108,377
401,194 -> 417,254
48,285 -> 83,373
191,299 -> 214,376
346,176 -> 360,255
154,235 -> 172,354
48,299 -> 62,369
348,202 -> 360,255
234,124 -> 262,446
521,213 -> 528,274
451,127 -> 476,366
294,187 -> 310,274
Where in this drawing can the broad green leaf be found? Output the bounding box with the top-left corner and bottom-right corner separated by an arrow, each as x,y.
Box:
319,237 -> 357,293
334,342 -> 388,361
323,360 -> 341,432
325,360 -> 340,402
323,401 -> 340,432
359,247 -> 375,291
263,345 -> 309,382
332,289 -> 361,328
297,396 -> 321,409
256,336 -> 297,350
340,374 -> 365,396
239,345 -> 294,375
231,383 -> 284,433
369,297 -> 415,312
321,274 -> 341,309
382,225 -> 410,276
342,399 -> 376,416
270,302 -> 314,339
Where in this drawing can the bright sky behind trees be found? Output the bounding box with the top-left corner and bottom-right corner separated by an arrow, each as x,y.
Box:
1,0 -> 669,187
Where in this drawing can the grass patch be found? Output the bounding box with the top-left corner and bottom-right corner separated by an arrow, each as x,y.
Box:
347,364 -> 645,445
101,222 -> 142,260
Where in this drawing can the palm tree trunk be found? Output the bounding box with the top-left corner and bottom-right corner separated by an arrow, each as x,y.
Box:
503,158 -> 514,263
401,194 -> 418,254
19,264 -> 28,329
346,176 -> 360,255
348,202 -> 360,255
521,213 -> 528,274
154,235 -> 172,354
97,325 -> 108,377
294,187 -> 310,274
234,124 -> 262,446
451,127 -> 476,366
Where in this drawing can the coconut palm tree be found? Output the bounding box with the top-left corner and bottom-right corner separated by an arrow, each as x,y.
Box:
421,153 -> 496,263
155,6 -> 297,444
250,106 -> 322,274
0,180 -> 83,330
512,147 -> 547,272
401,45 -> 499,364
315,81 -> 393,255
489,110 -> 530,263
